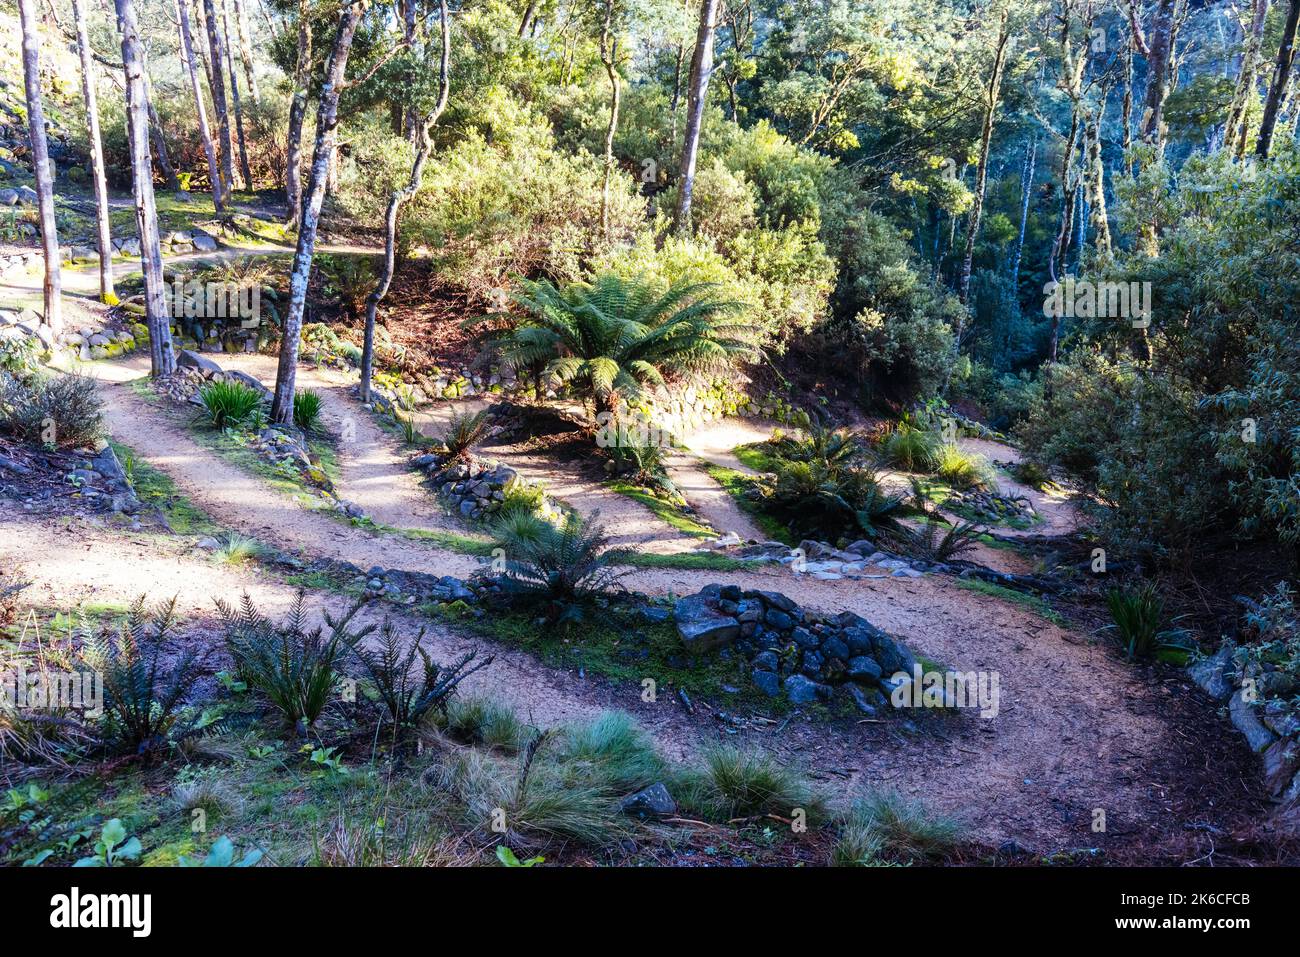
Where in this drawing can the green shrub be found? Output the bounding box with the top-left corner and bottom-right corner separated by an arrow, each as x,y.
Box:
293,390 -> 323,432
437,408 -> 493,460
0,370 -> 103,447
492,273 -> 755,416
1105,584 -> 1189,662
217,592 -> 356,729
489,511 -> 632,620
198,380 -> 262,430
344,618 -> 494,739
934,445 -> 994,490
79,597 -> 204,758
892,516 -> 982,563
552,712 -> 664,794
210,531 -> 261,565
879,421 -> 943,472
444,696 -> 531,752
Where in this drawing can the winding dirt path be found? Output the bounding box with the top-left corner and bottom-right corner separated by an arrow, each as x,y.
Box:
32,355 -> 1213,851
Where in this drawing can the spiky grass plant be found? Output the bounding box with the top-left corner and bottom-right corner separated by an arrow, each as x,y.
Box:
444,696 -> 532,752
832,791 -> 961,865
211,531 -> 262,565
293,390 -> 324,432
342,618 -> 494,739
672,745 -> 825,823
198,380 -> 262,430
438,408 -> 492,459
879,421 -> 943,472
891,516 -> 983,563
1104,583 -> 1190,662
934,444 -> 995,490
489,511 -> 632,620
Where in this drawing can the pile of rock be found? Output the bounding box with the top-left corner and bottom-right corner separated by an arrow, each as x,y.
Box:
946,488 -> 1037,525
66,443 -> 139,515
701,535 -> 933,579
674,583 -> 917,713
1190,644 -> 1300,803
412,451 -> 555,522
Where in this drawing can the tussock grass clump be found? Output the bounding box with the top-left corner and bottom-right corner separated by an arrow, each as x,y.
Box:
551,711 -> 664,793
832,791 -> 961,865
934,444 -> 995,490
443,696 -> 530,752
293,390 -> 324,432
673,745 -> 825,823
879,421 -> 943,472
198,380 -> 262,429
211,531 -> 262,565
171,768 -> 245,820
1105,583 -> 1189,662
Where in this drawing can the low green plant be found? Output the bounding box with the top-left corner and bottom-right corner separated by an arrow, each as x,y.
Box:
217,592 -> 359,730
934,444 -> 994,490
177,835 -> 263,867
892,516 -> 983,563
1104,584 -> 1190,662
72,819 -> 142,867
833,792 -> 960,865
211,531 -> 262,564
444,696 -> 531,751
343,617 -> 494,740
198,380 -> 262,429
489,511 -> 631,621
79,597 -> 205,758
673,745 -> 824,822
496,845 -> 544,867
438,408 -> 493,460
293,390 -> 324,432
879,421 -> 943,472
0,370 -> 103,447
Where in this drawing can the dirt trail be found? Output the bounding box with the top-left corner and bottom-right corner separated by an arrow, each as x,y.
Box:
36,357 -> 1202,849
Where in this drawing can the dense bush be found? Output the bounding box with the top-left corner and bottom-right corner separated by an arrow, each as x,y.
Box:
0,371 -> 103,447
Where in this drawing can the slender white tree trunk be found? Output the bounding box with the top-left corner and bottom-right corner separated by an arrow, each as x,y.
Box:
71,0 -> 115,304
17,0 -> 62,336
233,0 -> 260,103
285,0 -> 312,227
221,0 -> 254,188
673,0 -> 720,233
361,0 -> 451,402
175,0 -> 225,210
116,0 -> 176,376
202,0 -> 236,194
271,4 -> 364,424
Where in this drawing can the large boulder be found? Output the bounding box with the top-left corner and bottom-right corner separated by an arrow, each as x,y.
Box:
784,674 -> 832,705
1188,642 -> 1236,702
619,783 -> 676,820
1230,693 -> 1277,754
177,349 -> 222,377
674,593 -> 740,653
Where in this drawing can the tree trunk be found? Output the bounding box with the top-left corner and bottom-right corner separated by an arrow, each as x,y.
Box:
202,0 -> 236,195
116,0 -> 176,376
175,0 -> 224,210
957,12 -> 1011,306
673,0 -> 720,233
192,0 -> 216,93
598,0 -> 620,242
271,4 -> 364,425
1139,0 -> 1175,150
221,0 -> 254,188
233,0 -> 260,103
1010,132 -> 1036,292
143,65 -> 180,190
71,0 -> 115,304
285,0 -> 312,227
1224,0 -> 1270,157
361,0 -> 451,403
1257,0 -> 1300,158
17,0 -> 62,336
1084,106 -> 1112,261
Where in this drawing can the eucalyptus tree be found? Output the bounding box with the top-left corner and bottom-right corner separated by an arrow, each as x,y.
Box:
71,0 -> 115,304
16,0 -> 62,335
